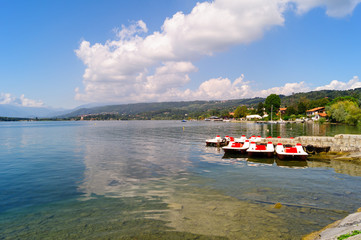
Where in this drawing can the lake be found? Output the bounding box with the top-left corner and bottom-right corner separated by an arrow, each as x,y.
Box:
1,120 -> 361,239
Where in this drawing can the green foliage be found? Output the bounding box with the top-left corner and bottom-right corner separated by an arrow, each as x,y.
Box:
0,117 -> 31,121
256,102 -> 264,115
337,230 -> 361,240
209,109 -> 220,116
308,98 -> 330,109
285,106 -> 297,116
297,101 -> 308,114
345,103 -> 361,125
234,105 -> 248,118
333,106 -> 347,122
318,117 -> 326,124
327,100 -> 361,125
220,109 -> 231,118
264,94 -> 281,113
281,88 -> 361,113
328,96 -> 358,106
289,114 -> 297,120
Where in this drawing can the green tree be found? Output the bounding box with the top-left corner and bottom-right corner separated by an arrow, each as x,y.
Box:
345,103 -> 361,125
328,96 -> 358,106
256,102 -> 264,115
209,109 -> 220,116
264,94 -> 281,114
326,100 -> 361,125
297,101 -> 308,115
234,105 -> 248,118
285,106 -> 297,116
220,109 -> 230,118
308,98 -> 330,109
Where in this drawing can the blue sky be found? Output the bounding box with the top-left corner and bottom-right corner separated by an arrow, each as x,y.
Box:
1,0 -> 361,109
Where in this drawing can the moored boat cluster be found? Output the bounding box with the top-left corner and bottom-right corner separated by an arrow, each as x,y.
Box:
206,135 -> 308,160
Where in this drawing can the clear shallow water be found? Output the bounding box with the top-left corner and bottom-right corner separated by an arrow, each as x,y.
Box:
1,121 -> 361,239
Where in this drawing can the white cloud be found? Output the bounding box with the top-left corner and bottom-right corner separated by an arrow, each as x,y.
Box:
292,0 -> 361,17
75,0 -> 361,104
259,81 -> 310,96
75,0 -> 287,103
0,93 -> 13,105
115,20 -> 148,40
156,75 -> 310,101
314,76 -> 361,91
0,93 -> 44,107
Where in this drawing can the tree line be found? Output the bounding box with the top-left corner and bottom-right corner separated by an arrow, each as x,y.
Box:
232,93 -> 361,125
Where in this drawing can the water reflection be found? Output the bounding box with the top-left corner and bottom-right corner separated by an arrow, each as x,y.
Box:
247,157 -> 274,166
308,159 -> 361,177
77,121 -> 193,198
276,159 -> 308,169
2,121 -> 361,240
222,153 -> 361,175
255,122 -> 361,138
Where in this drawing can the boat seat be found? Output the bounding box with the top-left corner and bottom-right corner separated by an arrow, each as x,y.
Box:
255,145 -> 266,151
285,147 -> 298,153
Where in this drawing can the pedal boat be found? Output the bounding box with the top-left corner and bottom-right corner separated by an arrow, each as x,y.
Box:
234,135 -> 247,143
222,139 -> 250,154
275,143 -> 308,160
206,135 -> 227,147
247,141 -> 274,158
249,135 -> 262,142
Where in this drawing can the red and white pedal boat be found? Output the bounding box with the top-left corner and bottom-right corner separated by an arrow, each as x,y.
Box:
222,139 -> 250,154
222,141 -> 243,153
234,135 -> 247,143
275,143 -> 308,160
247,141 -> 274,158
249,135 -> 262,142
206,135 -> 227,147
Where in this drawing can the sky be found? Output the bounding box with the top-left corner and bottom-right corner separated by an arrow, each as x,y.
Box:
1,0 -> 361,109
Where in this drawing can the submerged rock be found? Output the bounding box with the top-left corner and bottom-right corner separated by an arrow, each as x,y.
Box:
274,202 -> 283,209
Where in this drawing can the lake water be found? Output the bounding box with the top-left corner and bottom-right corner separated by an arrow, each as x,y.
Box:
1,120 -> 361,239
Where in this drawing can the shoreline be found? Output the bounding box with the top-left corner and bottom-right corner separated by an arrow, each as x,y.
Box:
303,208 -> 361,240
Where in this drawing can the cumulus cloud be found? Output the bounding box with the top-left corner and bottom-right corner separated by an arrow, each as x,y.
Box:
155,75 -> 311,101
75,0 -> 360,104
75,0 -> 287,103
314,76 -> 361,91
259,82 -> 311,96
0,93 -> 44,107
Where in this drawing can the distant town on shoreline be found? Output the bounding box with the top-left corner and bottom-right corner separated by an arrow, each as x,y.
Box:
1,87 -> 361,126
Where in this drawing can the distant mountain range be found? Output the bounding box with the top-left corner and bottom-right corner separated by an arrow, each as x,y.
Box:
0,102 -> 112,118
0,104 -> 66,118
1,88 -> 361,119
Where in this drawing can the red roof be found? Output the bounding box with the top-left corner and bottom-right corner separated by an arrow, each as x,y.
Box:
307,107 -> 325,112
319,112 -> 327,117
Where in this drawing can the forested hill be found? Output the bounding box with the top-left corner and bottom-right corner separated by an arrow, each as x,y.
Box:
60,98 -> 265,119
60,88 -> 361,119
281,88 -> 361,106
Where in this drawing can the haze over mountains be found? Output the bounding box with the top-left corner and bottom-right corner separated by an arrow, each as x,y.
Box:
0,104 -> 63,118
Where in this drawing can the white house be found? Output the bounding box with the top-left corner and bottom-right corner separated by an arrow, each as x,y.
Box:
246,114 -> 263,120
